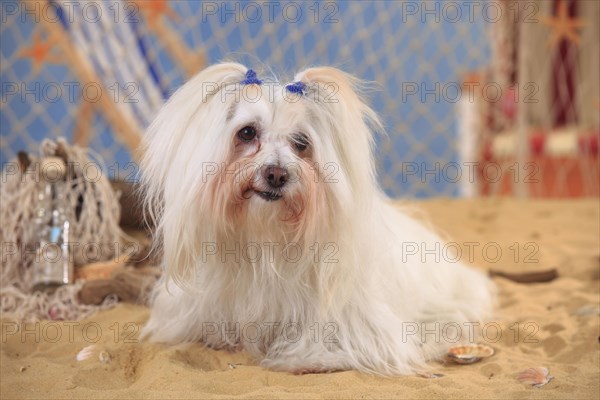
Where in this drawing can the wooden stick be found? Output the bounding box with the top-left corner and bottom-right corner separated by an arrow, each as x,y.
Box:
26,0 -> 143,159
152,18 -> 205,78
72,100 -> 95,147
489,269 -> 559,283
75,256 -> 131,281
132,1 -> 205,79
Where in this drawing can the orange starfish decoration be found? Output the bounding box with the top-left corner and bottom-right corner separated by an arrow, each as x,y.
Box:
540,0 -> 586,48
17,29 -> 62,73
134,0 -> 179,27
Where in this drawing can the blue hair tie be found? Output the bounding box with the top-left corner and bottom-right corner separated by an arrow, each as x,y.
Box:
286,81 -> 307,95
241,69 -> 263,85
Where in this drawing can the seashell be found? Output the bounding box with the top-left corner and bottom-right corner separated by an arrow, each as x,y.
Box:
573,305 -> 600,316
77,345 -> 111,364
517,367 -> 554,388
98,350 -> 111,364
446,344 -> 495,364
40,157 -> 66,180
76,345 -> 98,361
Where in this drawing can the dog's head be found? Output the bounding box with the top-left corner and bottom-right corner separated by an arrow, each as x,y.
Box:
141,63 -> 382,280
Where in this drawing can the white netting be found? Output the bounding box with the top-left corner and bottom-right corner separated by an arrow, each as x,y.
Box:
0,138 -> 124,321
0,0 -> 598,198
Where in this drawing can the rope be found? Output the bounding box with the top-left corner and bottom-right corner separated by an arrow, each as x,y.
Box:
1,138 -> 125,321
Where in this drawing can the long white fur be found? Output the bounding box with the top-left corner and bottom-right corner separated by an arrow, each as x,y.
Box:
140,63 -> 495,375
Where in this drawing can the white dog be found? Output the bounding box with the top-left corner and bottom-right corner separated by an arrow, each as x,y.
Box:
140,63 -> 495,375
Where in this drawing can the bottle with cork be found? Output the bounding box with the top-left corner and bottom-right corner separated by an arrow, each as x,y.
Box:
30,157 -> 73,292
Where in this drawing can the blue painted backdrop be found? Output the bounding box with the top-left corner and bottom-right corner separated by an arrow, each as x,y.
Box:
0,1 -> 492,197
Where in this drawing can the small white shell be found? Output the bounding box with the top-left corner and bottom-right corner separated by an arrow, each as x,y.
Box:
40,157 -> 66,180
77,345 -> 111,364
98,350 -> 111,364
446,344 -> 495,364
76,345 -> 98,361
517,367 -> 554,388
573,305 -> 600,316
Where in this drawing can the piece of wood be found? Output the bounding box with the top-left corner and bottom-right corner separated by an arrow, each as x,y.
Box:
25,0 -> 143,159
489,268 -> 559,283
153,18 -> 205,78
72,101 -> 95,147
17,151 -> 31,172
133,0 -> 205,78
75,256 -> 130,281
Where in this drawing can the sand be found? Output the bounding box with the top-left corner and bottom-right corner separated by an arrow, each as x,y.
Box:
1,198 -> 599,399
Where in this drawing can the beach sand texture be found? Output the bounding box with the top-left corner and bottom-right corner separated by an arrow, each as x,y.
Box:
1,198 -> 599,399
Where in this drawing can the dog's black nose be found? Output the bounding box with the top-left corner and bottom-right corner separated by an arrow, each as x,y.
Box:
263,165 -> 288,189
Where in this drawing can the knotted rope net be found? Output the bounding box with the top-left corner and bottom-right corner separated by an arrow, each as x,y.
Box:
0,138 -> 124,322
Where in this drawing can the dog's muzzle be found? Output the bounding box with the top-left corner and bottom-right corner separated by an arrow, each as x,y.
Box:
253,165 -> 288,201
262,165 -> 288,189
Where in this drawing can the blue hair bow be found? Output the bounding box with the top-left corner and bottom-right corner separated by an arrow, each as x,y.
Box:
240,69 -> 263,85
285,81 -> 307,95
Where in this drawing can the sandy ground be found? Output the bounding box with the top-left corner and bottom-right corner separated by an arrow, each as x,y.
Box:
1,198 -> 599,399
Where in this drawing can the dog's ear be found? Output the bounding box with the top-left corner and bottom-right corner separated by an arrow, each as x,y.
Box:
292,67 -> 383,194
293,67 -> 383,133
140,63 -> 251,289
141,62 -> 250,187
187,62 -> 250,102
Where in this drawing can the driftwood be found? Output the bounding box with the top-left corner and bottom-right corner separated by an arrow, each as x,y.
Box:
75,257 -> 130,281
17,151 -> 31,171
2,139 -> 126,321
489,269 -> 559,283
77,228 -> 162,306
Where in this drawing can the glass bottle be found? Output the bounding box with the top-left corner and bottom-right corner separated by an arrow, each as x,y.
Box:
30,157 -> 73,292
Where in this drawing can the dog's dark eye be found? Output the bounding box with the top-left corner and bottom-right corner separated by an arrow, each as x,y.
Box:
292,134 -> 309,152
237,126 -> 257,142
